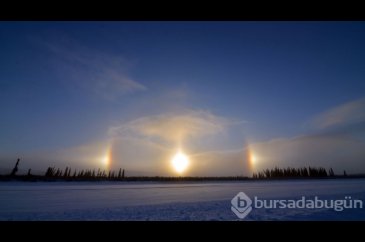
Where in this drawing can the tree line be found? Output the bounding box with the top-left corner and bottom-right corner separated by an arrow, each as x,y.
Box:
252,166 -> 336,179
45,166 -> 125,180
0,158 -> 357,182
2,158 -> 126,181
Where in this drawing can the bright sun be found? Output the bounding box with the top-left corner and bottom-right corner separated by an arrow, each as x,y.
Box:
251,154 -> 257,164
171,152 -> 189,174
102,155 -> 109,166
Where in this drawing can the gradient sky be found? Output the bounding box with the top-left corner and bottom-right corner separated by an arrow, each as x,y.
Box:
1,21 -> 365,176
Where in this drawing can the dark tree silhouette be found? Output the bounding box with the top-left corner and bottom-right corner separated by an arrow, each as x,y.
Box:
118,168 -> 122,179
10,158 -> 20,176
63,167 -> 69,178
45,167 -> 55,177
122,169 -> 125,179
252,166 -> 333,179
328,168 -> 335,176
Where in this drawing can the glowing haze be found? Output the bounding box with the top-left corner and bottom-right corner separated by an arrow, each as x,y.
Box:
1,22 -> 365,176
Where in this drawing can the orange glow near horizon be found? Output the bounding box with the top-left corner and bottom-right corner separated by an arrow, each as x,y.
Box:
245,145 -> 256,172
101,146 -> 112,168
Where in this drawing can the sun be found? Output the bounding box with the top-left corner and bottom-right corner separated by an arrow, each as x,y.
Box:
171,152 -> 189,174
101,151 -> 110,167
250,154 -> 257,165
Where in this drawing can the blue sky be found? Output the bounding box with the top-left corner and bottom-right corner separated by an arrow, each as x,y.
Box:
1,21 -> 365,176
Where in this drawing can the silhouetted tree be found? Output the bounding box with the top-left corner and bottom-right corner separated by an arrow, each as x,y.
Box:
10,158 -> 20,176
344,170 -> 347,176
118,168 -> 122,179
303,167 -> 309,177
78,170 -> 84,177
63,167 -> 69,178
45,167 -> 55,177
27,169 -> 32,176
122,169 -> 125,178
57,168 -> 62,177
97,168 -> 101,177
253,166 -> 332,179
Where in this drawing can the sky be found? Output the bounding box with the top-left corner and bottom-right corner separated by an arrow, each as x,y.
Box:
1,21 -> 365,176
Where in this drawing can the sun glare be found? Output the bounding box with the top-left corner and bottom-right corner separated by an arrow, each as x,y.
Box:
102,154 -> 109,166
171,152 -> 189,174
251,154 -> 257,164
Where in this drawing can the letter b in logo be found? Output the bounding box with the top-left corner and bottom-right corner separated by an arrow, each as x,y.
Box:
237,196 -> 248,208
231,192 -> 252,219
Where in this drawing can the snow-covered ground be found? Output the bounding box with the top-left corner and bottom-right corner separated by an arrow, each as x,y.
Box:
0,179 -> 364,220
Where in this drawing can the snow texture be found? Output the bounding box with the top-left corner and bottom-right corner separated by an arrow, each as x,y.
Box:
0,179 -> 364,220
